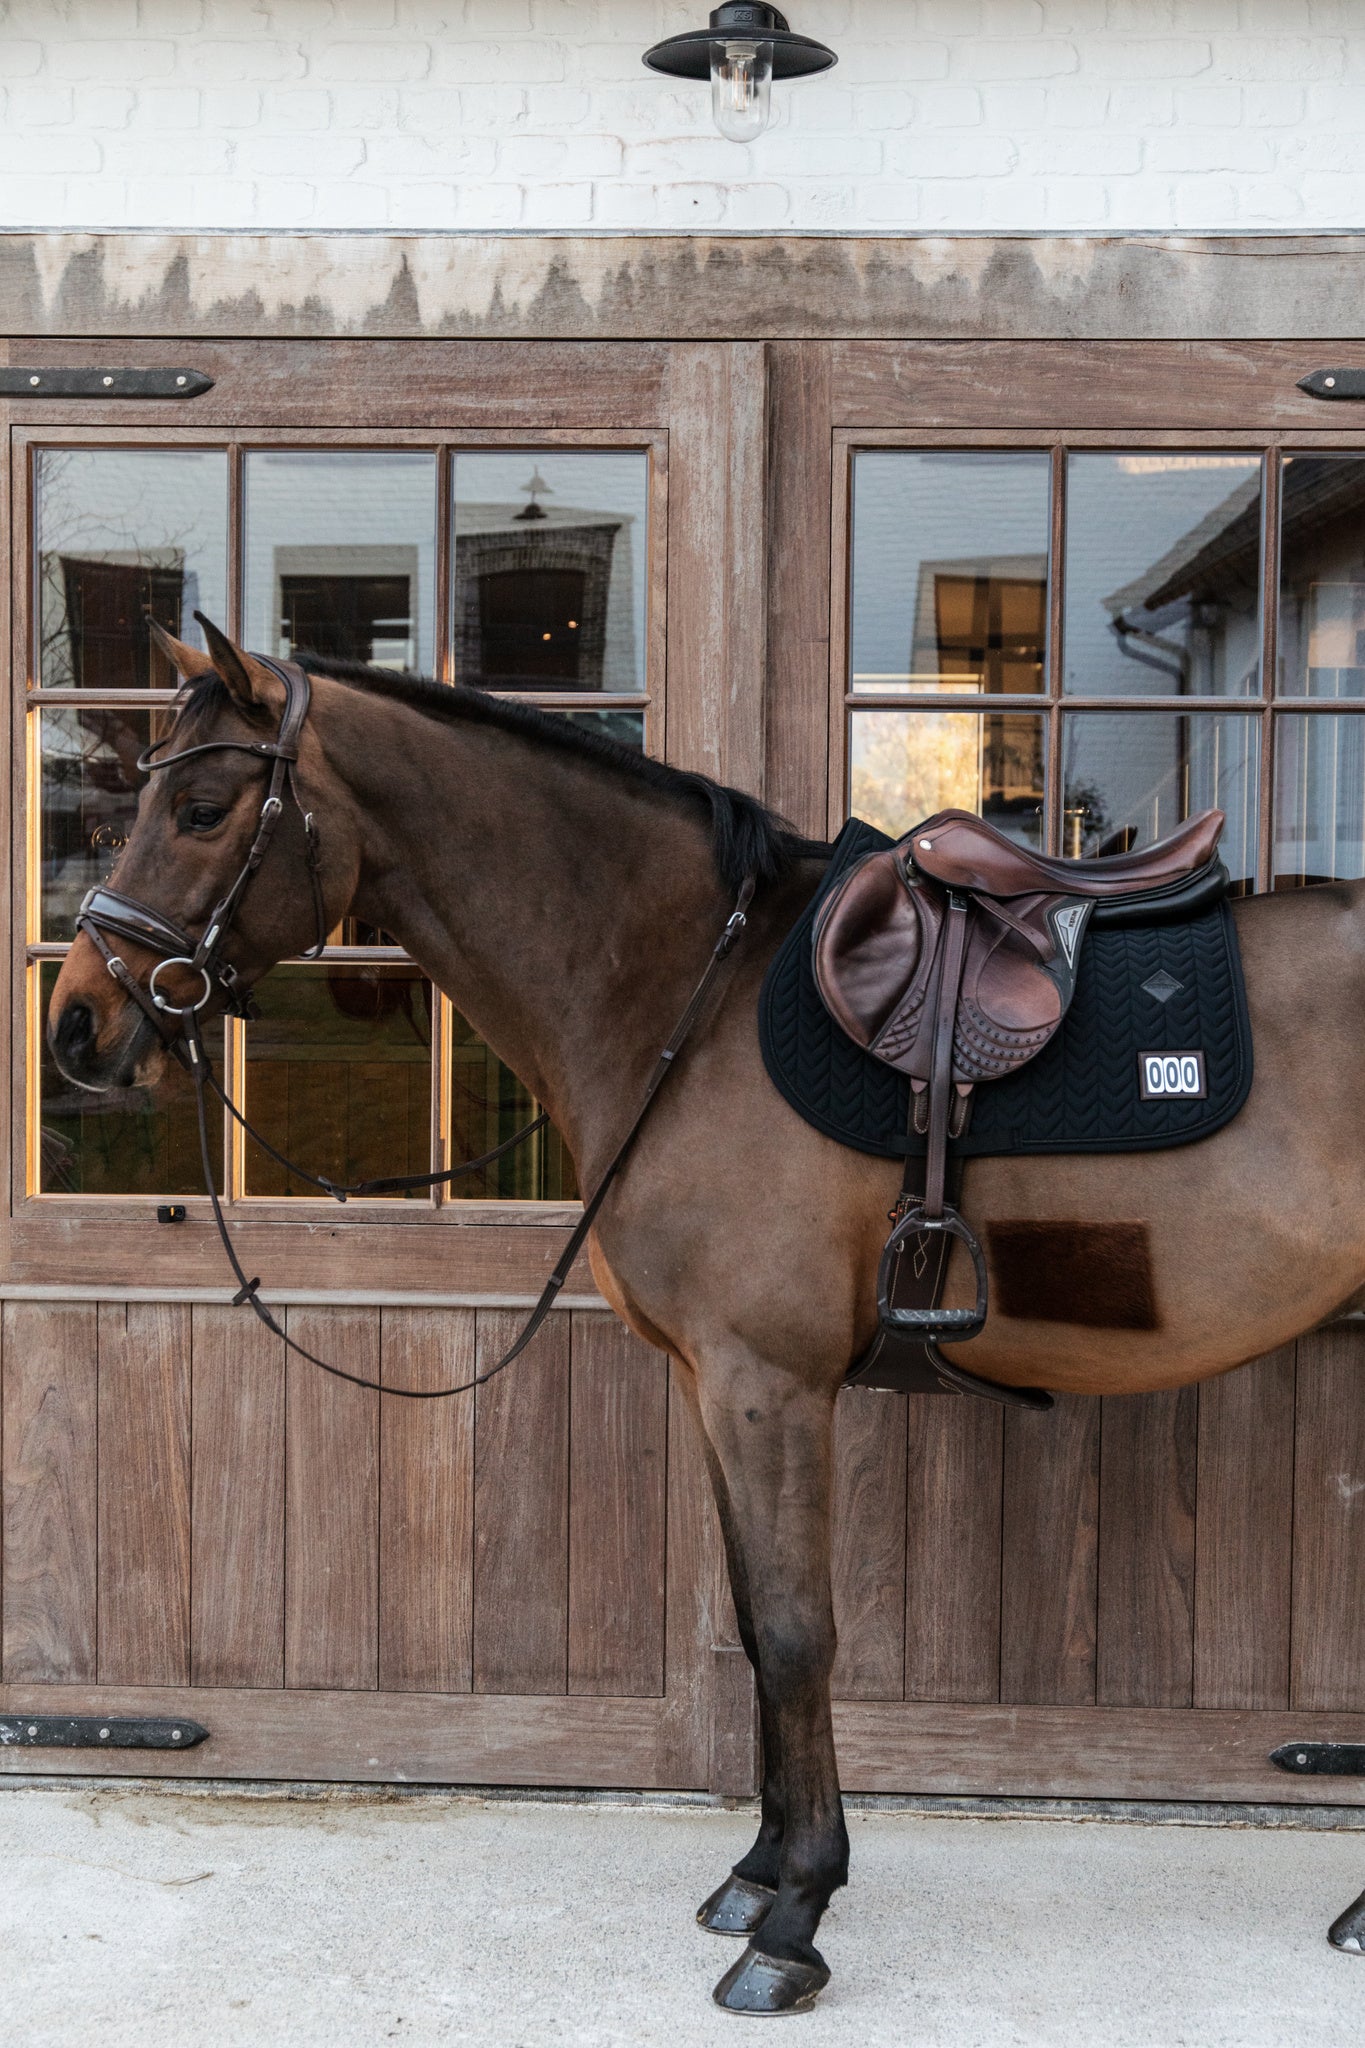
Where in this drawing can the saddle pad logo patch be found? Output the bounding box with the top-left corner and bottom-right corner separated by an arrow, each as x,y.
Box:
1139,1050 -> 1207,1100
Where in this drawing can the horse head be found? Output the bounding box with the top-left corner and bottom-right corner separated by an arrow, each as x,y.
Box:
47,616 -> 354,1092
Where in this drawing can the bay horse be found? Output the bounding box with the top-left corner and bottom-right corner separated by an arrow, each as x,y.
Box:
48,620 -> 1365,2013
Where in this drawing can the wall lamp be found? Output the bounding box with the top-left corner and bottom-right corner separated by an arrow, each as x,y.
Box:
643,4 -> 837,143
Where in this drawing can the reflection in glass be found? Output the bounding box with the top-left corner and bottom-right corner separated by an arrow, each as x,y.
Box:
1278,457 -> 1365,698
1062,712 -> 1257,888
39,707 -> 164,941
849,452 -> 1050,694
849,710 -> 1045,845
450,1008 -> 577,1202
243,451 -> 437,674
36,448 -> 229,687
242,963 -> 433,1197
36,961 -> 222,1194
559,708 -> 646,749
1273,715 -> 1365,887
453,451 -> 648,693
1064,453 -> 1261,698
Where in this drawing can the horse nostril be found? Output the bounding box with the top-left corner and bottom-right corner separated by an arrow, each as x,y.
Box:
53,999 -> 97,1069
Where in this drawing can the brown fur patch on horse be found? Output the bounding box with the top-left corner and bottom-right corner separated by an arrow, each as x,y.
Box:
987,1220 -> 1159,1330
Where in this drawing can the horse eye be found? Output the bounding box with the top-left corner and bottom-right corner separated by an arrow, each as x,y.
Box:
182,802 -> 227,833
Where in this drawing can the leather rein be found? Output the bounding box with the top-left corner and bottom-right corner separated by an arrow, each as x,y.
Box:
75,656 -> 755,1400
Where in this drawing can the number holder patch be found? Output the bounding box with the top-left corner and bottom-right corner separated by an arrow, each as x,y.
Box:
1139,1050 -> 1207,1101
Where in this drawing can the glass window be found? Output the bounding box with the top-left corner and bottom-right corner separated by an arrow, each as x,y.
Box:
38,706 -> 160,942
1061,712 -> 1258,888
243,451 -> 438,673
35,961 -> 223,1195
450,1009 -> 577,1202
1273,715 -> 1365,888
1064,453 -> 1261,698
241,963 -> 434,1198
849,709 -> 1045,845
453,451 -> 648,693
36,448 -> 229,687
1278,456 -> 1365,699
850,452 -> 1050,695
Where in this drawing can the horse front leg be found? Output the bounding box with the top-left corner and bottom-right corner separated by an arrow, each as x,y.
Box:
693,1350 -> 848,2015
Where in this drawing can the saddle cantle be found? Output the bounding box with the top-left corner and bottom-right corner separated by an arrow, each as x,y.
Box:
811,807 -> 1228,1401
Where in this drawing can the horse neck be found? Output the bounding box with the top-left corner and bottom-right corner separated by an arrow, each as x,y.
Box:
325,690 -> 733,1179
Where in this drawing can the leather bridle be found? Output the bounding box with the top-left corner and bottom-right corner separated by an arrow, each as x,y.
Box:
70,653 -> 755,1400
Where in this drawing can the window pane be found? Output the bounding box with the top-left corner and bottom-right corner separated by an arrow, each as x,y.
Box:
38,706 -> 165,942
36,961 -> 222,1194
1272,715 -> 1365,887
453,452 -> 648,693
36,448 -> 229,688
850,452 -> 1050,695
1062,712 -> 1258,888
848,710 -> 1045,844
1064,453 -> 1261,698
1278,456 -> 1365,699
243,451 -> 437,674
559,707 -> 645,748
450,1009 -> 577,1202
241,963 -> 433,1198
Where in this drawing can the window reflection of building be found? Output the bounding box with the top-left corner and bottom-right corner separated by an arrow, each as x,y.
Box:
454,509 -> 631,692
272,547 -> 420,669
913,558 -> 1047,693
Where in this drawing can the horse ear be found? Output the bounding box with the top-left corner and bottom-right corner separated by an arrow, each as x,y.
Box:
144,613 -> 216,683
193,612 -> 287,714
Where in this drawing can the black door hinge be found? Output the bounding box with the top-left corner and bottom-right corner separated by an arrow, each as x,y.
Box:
0,1716 -> 209,1750
1297,369 -> 1365,401
1271,1740 -> 1365,1776
0,368 -> 214,400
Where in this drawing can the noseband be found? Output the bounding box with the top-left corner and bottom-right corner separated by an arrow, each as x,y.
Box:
76,656 -> 326,1042
66,650 -> 756,1400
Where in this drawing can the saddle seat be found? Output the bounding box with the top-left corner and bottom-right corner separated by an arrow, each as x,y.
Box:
811,804 -> 1228,1379
908,806 -> 1226,899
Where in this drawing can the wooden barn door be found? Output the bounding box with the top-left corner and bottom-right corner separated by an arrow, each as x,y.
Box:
767,338 -> 1365,1801
0,337 -> 759,1787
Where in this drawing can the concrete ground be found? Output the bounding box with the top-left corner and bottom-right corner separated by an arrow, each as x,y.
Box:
1,1783 -> 1364,2048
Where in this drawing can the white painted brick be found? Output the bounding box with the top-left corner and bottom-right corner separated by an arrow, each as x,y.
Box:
1242,82 -> 1307,122
498,133 -> 623,176
1171,174 -> 1239,223
1214,36 -> 1346,80
1172,83 -> 1244,124
455,180 -> 526,225
518,179 -> 595,223
0,44 -> 47,82
917,0 -> 981,32
465,0 -> 533,26
433,39 -> 567,82
624,134 -> 762,180
0,177 -> 90,226
1078,37 -> 1211,76
128,85 -> 203,126
836,41 -> 950,82
981,0 -> 1045,30
263,88 -> 333,129
139,0 -> 206,29
4,87 -> 77,125
1016,130 -> 1143,173
753,134 -> 883,176
239,132 -> 367,175
104,130 -> 232,172
521,86 -> 595,126
1145,131 -> 1277,172
886,130 -> 1017,176
1039,79 -> 1114,124
362,131 -> 499,174
1280,130 -> 1365,170
49,40 -> 176,80
0,133 -> 103,174
954,38 -> 1079,78
721,181 -> 792,227
531,0 -> 603,29
200,87 -> 263,126
978,82 -> 1050,125
332,0 -> 399,24
310,178 -> 391,225
178,41 -> 307,81
1043,177 -> 1112,223
69,85 -> 138,129
897,86 -> 984,127
331,86 -> 403,126
1038,0 -> 1106,28
1234,178 -> 1306,216
591,180 -> 674,227
165,175 -> 260,225
855,179 -> 925,224
779,180 -> 862,225
72,0 -> 139,29
1105,82 -> 1175,124
378,180 -> 464,227
316,40 -> 433,80
399,87 -> 477,130
789,85 -> 857,131
1304,81 -> 1365,124
1241,0 -> 1315,26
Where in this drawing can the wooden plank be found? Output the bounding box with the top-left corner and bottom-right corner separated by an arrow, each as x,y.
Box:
1001,1394 -> 1099,1706
2,1301 -> 97,1682
97,1301 -> 191,1686
567,1314 -> 667,1697
190,1304 -> 285,1689
1195,1350 -> 1295,1710
831,1388 -> 907,1701
284,1307 -> 379,1691
765,341 -> 832,833
1292,1327 -> 1365,1712
0,1682 -> 672,1787
1097,1389 -> 1197,1708
905,1400 -> 1003,1703
657,1359 -> 726,1788
472,1310 -> 569,1696
831,1700 -> 1365,1802
379,1307 -> 475,1694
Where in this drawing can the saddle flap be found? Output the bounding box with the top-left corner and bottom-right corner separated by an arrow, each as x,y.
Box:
812,845 -> 938,1056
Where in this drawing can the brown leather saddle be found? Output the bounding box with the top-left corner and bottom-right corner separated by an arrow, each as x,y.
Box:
813,806 -> 1227,1406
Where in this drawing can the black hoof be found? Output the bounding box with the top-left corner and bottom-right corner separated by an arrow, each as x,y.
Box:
697,1874 -> 777,1938
713,1944 -> 830,2016
1329,1888 -> 1365,1953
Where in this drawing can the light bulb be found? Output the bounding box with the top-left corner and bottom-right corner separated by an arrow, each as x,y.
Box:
710,38 -> 772,142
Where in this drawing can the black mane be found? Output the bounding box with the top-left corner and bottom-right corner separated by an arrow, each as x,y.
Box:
183,653 -> 798,894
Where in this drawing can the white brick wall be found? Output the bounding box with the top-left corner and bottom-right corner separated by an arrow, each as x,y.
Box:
1,0 -> 1363,232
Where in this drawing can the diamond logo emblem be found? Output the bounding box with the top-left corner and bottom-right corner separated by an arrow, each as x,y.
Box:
1141,969 -> 1183,1004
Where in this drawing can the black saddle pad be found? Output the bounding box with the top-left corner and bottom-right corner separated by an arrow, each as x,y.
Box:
760,819 -> 1253,1160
